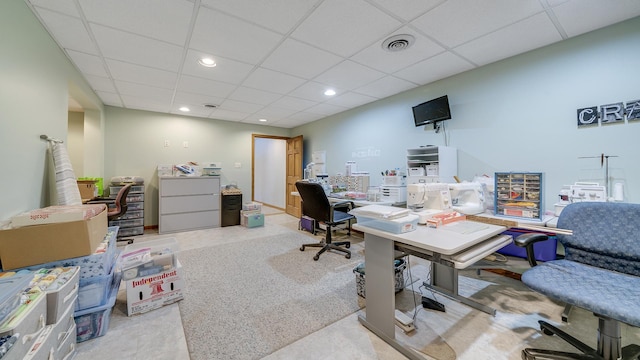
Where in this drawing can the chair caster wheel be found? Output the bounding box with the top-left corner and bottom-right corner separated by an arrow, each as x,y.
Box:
300,246 -> 305,251
313,255 -> 319,261
345,253 -> 351,259
541,327 -> 554,336
346,244 -> 350,249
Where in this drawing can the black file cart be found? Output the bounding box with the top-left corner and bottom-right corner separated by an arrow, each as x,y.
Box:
221,191 -> 242,227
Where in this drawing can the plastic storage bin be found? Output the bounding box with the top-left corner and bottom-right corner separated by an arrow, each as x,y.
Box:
353,214 -> 418,234
108,218 -> 144,228
241,212 -> 264,228
353,259 -> 406,298
118,226 -> 144,237
76,262 -> 119,311
0,274 -> 32,325
74,270 -> 121,342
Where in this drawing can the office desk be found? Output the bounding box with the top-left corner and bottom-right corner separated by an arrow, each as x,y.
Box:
353,221 -> 508,360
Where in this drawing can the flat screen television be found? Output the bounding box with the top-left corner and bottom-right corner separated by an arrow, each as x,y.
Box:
412,95 -> 451,127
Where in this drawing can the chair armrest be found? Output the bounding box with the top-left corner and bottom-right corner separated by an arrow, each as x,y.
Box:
514,233 -> 549,267
330,201 -> 355,222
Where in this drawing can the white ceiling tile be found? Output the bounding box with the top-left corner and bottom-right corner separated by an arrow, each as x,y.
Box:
94,91 -> 122,107
200,0 -> 318,34
285,111 -> 325,123
267,117 -> 311,128
229,87 -> 282,106
177,75 -> 236,98
114,81 -> 175,102
80,0 -> 194,45
105,59 -> 178,89
66,50 -> 109,77
33,8 -> 97,54
242,68 -> 306,95
219,99 -> 264,113
394,52 -> 475,85
84,74 -> 116,93
306,102 -> 348,116
91,24 -> 184,72
121,95 -> 171,113
260,38 -> 343,79
170,105 -> 213,117
26,0 -> 639,128
350,27 -> 445,73
455,13 -> 564,66
411,0 -> 544,48
368,0 -> 444,21
182,49 -> 254,85
354,76 -> 416,99
190,7 -> 283,64
551,0 -> 640,37
291,0 -> 402,57
250,106 -> 298,120
29,0 -> 80,17
314,60 -> 386,90
209,108 -> 250,121
288,81 -> 339,102
173,92 -> 225,109
270,96 -> 316,111
326,91 -> 378,108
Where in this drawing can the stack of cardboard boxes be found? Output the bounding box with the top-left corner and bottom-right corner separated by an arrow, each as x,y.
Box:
241,202 -> 264,228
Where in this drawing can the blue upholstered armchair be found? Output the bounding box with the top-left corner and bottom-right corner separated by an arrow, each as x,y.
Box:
515,202 -> 640,360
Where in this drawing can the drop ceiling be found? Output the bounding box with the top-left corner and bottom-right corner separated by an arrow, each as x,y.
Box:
25,0 -> 640,128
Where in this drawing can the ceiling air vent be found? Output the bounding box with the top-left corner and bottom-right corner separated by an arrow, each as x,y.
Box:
382,34 -> 415,52
203,104 -> 218,108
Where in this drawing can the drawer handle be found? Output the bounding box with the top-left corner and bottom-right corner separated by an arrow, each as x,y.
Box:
62,284 -> 78,303
22,314 -> 45,344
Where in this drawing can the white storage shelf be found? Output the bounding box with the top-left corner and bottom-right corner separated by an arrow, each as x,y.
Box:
406,146 -> 457,184
159,176 -> 221,234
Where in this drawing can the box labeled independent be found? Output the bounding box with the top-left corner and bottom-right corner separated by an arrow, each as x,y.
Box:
125,260 -> 184,316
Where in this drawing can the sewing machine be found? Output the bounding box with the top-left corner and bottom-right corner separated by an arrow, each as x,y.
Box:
407,183 -> 452,224
449,182 -> 485,215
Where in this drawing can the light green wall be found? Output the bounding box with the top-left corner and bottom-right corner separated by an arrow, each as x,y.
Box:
293,16 -> 640,210
103,106 -> 290,225
0,0 -> 103,220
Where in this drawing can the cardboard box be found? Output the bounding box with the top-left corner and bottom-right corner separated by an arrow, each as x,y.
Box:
77,180 -> 97,200
0,209 -> 107,270
125,260 -> 184,316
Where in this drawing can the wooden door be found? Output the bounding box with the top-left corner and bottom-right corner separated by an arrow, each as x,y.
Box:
286,135 -> 303,218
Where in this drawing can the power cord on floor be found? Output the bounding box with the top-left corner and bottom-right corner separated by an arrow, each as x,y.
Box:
484,252 -> 508,263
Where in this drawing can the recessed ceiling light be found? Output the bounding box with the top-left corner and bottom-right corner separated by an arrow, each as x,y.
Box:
179,107 -> 190,112
258,118 -> 267,122
324,89 -> 336,96
198,57 -> 216,67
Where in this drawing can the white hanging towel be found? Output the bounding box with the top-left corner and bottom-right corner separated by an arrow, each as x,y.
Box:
52,141 -> 82,205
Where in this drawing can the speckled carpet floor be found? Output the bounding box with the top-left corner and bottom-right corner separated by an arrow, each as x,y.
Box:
178,231 -> 365,360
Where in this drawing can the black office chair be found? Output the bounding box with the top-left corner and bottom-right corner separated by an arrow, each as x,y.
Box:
88,184 -> 134,244
295,181 -> 355,261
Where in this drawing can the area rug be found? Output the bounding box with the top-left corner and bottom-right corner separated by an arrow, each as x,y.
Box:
178,232 -> 364,360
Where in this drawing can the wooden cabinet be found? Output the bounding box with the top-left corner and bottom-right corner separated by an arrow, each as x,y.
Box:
159,177 -> 220,234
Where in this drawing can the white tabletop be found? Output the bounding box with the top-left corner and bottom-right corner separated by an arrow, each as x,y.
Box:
353,220 -> 506,255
